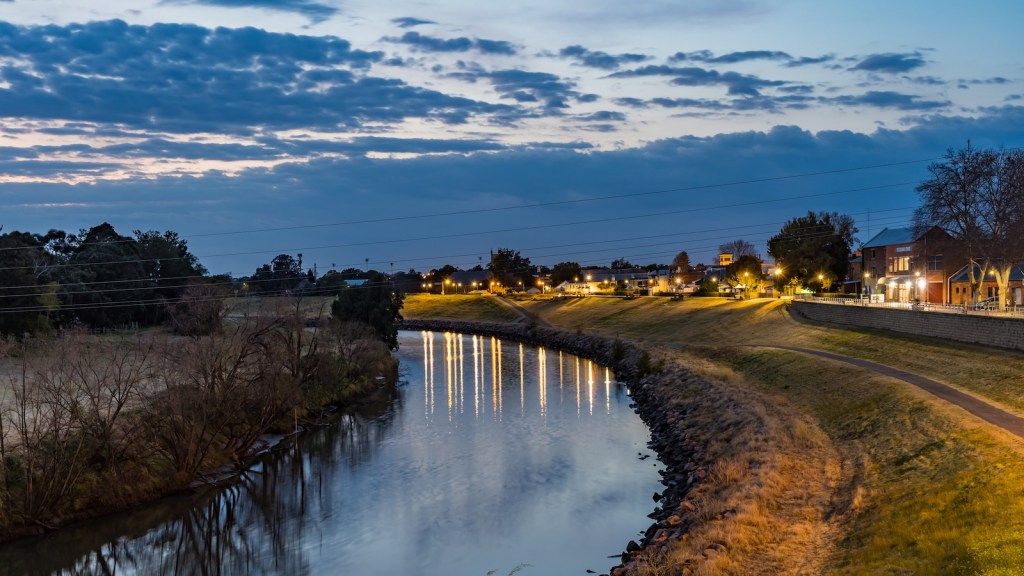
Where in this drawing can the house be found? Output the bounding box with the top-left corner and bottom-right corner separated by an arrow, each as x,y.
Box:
948,262 -> 1024,306
861,226 -> 952,303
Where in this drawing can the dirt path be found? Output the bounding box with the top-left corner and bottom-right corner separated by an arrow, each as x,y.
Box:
495,296 -> 553,328
759,345 -> 1024,439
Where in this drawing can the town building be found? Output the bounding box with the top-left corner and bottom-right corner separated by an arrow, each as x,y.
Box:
861,226 -> 952,303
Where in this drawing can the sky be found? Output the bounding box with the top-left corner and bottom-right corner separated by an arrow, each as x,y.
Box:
1,0 -> 1023,276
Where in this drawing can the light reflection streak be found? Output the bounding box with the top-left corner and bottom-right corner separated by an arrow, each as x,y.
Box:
605,368 -> 612,415
575,357 -> 581,417
538,348 -> 547,417
519,343 -> 525,415
458,335 -> 465,415
472,336 -> 480,418
587,361 -> 594,416
445,332 -> 454,421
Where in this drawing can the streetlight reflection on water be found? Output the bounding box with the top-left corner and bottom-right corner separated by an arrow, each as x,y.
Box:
420,331 -> 616,421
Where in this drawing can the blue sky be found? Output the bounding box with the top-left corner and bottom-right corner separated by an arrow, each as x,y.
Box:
1,0 -> 1022,275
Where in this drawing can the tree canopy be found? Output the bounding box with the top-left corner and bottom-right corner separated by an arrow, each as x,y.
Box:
331,272 -> 404,350
488,248 -> 532,288
549,261 -> 582,286
767,211 -> 857,292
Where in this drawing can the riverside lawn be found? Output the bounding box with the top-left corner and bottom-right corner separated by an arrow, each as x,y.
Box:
403,294 -> 1024,574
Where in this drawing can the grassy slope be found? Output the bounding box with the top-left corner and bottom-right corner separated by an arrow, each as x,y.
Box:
402,294 -> 522,323
407,294 -> 1024,573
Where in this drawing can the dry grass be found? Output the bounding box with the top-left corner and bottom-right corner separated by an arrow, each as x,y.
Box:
402,293 -> 521,323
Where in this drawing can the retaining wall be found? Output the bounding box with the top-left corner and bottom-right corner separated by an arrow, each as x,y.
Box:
791,300 -> 1024,351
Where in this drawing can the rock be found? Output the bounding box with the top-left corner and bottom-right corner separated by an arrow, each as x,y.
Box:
626,540 -> 641,553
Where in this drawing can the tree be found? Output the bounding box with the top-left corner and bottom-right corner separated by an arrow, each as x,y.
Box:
59,223 -> 150,328
331,272 -> 404,350
550,261 -> 582,286
767,211 -> 857,292
725,254 -> 763,297
0,230 -> 60,336
914,145 -> 1024,309
610,257 -> 634,270
671,251 -> 690,273
250,254 -> 302,295
488,249 -> 532,288
718,239 -> 758,258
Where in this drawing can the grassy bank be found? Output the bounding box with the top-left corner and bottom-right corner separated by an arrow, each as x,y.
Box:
403,294 -> 1024,573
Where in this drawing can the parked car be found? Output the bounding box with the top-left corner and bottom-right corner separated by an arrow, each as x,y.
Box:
974,296 -> 999,310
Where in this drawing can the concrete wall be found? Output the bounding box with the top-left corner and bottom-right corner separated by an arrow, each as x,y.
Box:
791,300 -> 1024,352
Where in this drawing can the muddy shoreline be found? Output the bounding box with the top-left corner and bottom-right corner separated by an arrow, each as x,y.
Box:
398,320 -> 717,575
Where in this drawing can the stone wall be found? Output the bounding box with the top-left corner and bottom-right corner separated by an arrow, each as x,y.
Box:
791,301 -> 1024,351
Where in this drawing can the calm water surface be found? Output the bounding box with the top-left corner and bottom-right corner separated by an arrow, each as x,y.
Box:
0,331 -> 662,576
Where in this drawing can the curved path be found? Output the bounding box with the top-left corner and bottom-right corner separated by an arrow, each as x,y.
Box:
756,345 -> 1024,439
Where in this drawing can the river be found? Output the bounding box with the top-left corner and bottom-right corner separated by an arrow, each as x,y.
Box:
0,330 -> 663,576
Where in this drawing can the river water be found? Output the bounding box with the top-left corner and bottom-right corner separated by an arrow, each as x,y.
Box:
0,330 -> 663,576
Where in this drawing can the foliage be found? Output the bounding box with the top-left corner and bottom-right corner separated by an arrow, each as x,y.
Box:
488,248 -> 533,288
0,230 -> 61,336
725,254 -> 763,295
671,250 -> 690,273
767,211 -> 857,292
167,283 -> 229,336
549,261 -> 582,286
250,254 -> 304,295
914,145 -> 1024,309
331,272 -> 404,350
610,257 -> 634,270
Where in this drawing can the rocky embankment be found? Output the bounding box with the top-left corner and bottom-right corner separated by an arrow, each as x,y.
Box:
398,319 -> 721,575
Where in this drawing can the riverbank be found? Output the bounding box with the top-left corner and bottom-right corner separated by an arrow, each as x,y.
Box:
403,295 -> 1024,573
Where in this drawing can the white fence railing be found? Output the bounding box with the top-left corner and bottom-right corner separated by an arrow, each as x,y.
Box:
799,295 -> 1024,317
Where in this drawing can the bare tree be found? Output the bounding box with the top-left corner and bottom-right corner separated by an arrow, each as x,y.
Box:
915,145 -> 1024,309
718,239 -> 758,259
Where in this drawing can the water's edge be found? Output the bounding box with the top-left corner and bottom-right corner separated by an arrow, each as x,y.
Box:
398,320 -> 712,575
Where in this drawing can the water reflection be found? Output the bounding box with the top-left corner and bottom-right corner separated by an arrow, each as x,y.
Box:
420,332 -> 614,422
0,331 -> 660,576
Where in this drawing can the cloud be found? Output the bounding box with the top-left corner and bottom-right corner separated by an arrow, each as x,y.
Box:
391,17 -> 435,28
575,111 -> 626,122
610,65 -> 786,96
558,45 -> 649,70
0,21 -> 514,135
163,0 -> 338,22
450,66 -> 584,114
669,49 -> 833,68
851,52 -> 927,74
828,91 -> 949,111
384,31 -> 516,55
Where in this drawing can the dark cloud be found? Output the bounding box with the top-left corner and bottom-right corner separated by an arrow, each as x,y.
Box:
164,0 -> 338,22
669,50 -> 835,69
558,45 -> 649,70
610,65 -> 786,97
785,55 -> 835,67
829,91 -> 949,111
391,17 -> 435,28
852,52 -> 926,74
576,111 -> 626,122
450,66 -> 583,114
0,21 -> 514,134
383,31 -> 516,55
